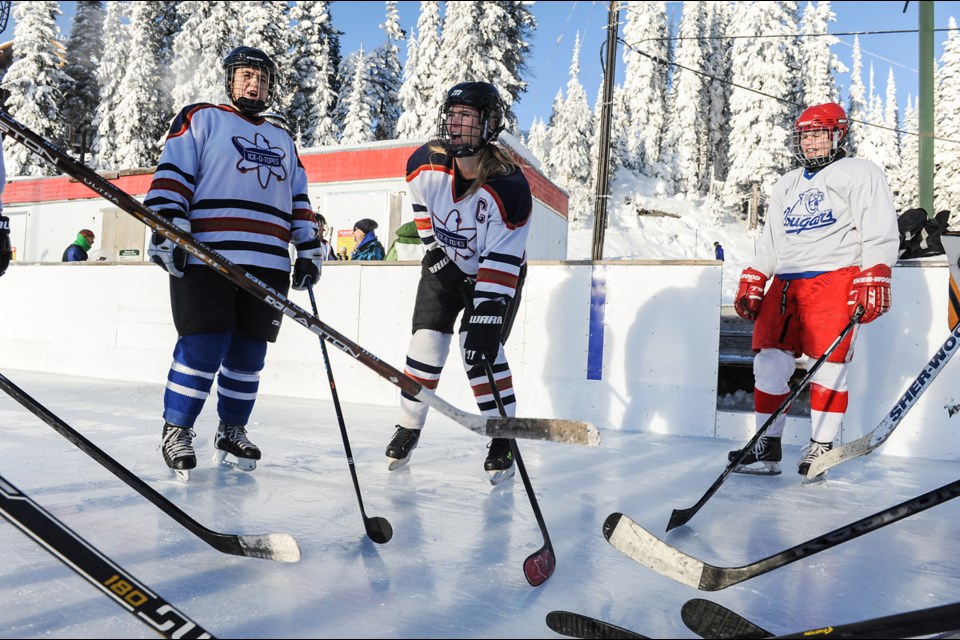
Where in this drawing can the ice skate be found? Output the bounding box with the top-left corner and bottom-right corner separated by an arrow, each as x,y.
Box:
386,426 -> 420,471
798,439 -> 832,484
728,436 -> 782,475
161,423 -> 196,482
484,438 -> 515,485
213,421 -> 261,471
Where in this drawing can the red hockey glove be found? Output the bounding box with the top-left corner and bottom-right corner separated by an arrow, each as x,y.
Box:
734,267 -> 767,320
848,264 -> 892,324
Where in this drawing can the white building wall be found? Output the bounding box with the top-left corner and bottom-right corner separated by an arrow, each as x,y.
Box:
3,259 -> 959,463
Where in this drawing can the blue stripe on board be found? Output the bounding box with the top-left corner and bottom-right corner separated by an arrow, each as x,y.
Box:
587,265 -> 607,381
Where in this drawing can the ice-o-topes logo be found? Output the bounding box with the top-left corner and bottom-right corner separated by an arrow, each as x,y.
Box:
231,133 -> 287,188
783,188 -> 837,234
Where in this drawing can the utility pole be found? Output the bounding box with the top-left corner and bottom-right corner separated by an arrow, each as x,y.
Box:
918,1 -> 935,218
591,2 -> 620,261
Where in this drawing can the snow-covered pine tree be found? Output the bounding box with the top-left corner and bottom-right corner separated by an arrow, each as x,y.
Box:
60,1 -> 103,160
435,1 -> 533,131
170,1 -> 243,108
798,1 -> 843,105
846,35 -> 867,155
659,1 -> 710,196
242,1 -> 291,114
339,46 -> 375,144
111,2 -> 175,169
894,96 -> 919,212
545,33 -> 593,225
396,0 -> 441,139
91,1 -> 128,170
289,1 -> 338,148
877,67 -> 901,196
935,16 -> 960,221
524,117 -> 549,168
703,1 -> 732,190
368,1 -> 404,141
2,1 -> 71,176
854,64 -> 884,165
620,1 -> 669,176
722,1 -> 798,222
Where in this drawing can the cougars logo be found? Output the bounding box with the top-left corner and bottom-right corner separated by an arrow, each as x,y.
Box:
783,188 -> 836,234
231,133 -> 287,188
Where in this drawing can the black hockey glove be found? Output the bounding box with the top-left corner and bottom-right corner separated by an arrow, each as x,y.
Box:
464,298 -> 506,366
147,211 -> 190,278
293,238 -> 324,290
0,214 -> 10,278
423,247 -> 466,291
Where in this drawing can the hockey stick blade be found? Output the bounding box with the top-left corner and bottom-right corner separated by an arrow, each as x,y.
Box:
666,310 -> 861,532
806,318 -> 960,479
0,109 -> 598,449
681,598 -> 772,639
0,371 -> 300,563
545,611 -> 650,639
607,478 -> 960,590
0,475 -> 215,639
683,598 -> 960,640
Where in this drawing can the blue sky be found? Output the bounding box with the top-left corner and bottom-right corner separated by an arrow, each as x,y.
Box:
24,2 -> 960,130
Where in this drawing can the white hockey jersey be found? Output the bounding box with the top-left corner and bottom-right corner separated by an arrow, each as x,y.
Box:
145,104 -> 316,272
755,156 -> 900,278
405,144 -> 532,301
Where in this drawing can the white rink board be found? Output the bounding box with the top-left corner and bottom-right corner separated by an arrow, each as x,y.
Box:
3,259 -> 960,461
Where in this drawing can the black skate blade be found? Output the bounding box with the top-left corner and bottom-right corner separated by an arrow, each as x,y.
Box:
387,454 -> 411,471
213,449 -> 257,471
487,466 -> 515,486
732,462 -> 781,476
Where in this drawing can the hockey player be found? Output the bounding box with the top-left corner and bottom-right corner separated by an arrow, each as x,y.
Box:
729,102 -> 899,482
384,81 -> 532,484
145,46 -> 322,480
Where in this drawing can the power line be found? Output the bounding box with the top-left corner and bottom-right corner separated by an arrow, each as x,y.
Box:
617,36 -> 960,146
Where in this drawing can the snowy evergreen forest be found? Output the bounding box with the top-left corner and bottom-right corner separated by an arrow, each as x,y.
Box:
3,1 -> 960,226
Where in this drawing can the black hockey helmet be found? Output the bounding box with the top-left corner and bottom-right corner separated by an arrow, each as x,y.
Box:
436,81 -> 505,157
222,46 -> 277,116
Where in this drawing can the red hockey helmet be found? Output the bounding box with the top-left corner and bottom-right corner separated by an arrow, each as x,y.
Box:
793,102 -> 849,169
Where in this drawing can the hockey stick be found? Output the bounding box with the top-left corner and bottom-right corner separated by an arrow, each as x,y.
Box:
681,598 -> 771,638
682,597 -> 960,639
478,352 -> 556,586
805,319 -> 960,478
0,109 -> 598,449
605,475 -> 960,590
0,472 -> 215,639
0,371 -> 300,563
306,283 -> 392,544
666,307 -> 863,532
545,610 -> 649,639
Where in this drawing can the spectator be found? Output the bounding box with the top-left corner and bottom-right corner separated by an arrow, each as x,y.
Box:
350,218 -> 385,260
385,220 -> 425,261
315,213 -> 338,260
62,229 -> 95,262
714,241 -> 725,261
